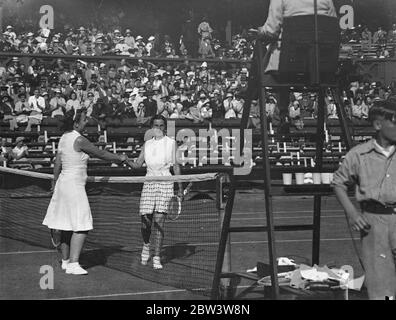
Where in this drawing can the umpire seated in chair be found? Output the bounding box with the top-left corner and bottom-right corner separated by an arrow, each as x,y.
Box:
257,0 -> 339,123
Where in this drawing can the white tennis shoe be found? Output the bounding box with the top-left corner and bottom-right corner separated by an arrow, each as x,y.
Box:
153,256 -> 163,270
66,262 -> 88,275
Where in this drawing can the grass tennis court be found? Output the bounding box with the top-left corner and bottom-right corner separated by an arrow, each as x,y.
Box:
0,187 -> 367,300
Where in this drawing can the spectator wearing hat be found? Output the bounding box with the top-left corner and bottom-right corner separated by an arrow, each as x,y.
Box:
146,36 -> 157,57
124,29 -> 135,49
120,93 -> 136,119
0,95 -> 18,130
14,93 -> 32,125
115,36 -> 130,55
224,92 -> 236,119
49,89 -> 66,118
11,137 -> 29,161
198,15 -> 213,42
143,91 -> 158,118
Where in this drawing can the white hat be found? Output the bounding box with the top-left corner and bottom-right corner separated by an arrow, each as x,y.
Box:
6,25 -> 12,29
136,35 -> 143,41
187,71 -> 195,77
174,71 -> 180,75
114,29 -> 120,33
241,68 -> 248,73
99,63 -> 106,68
148,36 -> 155,41
201,62 -> 208,68
125,29 -> 132,34
79,26 -> 85,31
76,79 -> 83,85
27,32 -> 34,37
226,92 -> 233,98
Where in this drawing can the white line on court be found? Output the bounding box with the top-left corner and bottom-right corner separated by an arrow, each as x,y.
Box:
0,249 -> 56,255
49,285 -> 254,300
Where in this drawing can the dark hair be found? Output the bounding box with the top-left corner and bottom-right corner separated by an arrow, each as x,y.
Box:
368,99 -> 395,123
61,108 -> 86,132
150,114 -> 167,128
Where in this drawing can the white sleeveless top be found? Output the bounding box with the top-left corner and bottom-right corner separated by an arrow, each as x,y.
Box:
144,135 -> 176,176
58,130 -> 89,178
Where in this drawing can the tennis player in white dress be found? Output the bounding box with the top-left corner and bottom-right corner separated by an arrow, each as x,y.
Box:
127,115 -> 183,269
43,108 -> 128,275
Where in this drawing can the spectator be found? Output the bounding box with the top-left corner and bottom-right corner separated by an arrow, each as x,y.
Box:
224,92 -> 236,119
64,91 -> 80,113
388,23 -> 396,43
143,91 -> 158,117
249,99 -> 261,128
373,26 -> 387,45
0,137 -> 11,163
327,97 -> 338,119
11,136 -> 29,161
14,93 -> 32,125
198,15 -> 213,42
199,37 -> 215,58
232,93 -> 244,119
0,95 -> 17,130
351,97 -> 368,120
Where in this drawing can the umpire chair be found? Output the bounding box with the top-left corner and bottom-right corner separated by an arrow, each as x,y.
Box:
212,11 -> 353,300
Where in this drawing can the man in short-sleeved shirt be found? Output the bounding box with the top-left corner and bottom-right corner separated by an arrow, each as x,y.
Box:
333,96 -> 396,300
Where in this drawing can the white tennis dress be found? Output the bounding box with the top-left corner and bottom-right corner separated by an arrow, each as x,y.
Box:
43,130 -> 92,231
139,135 -> 176,216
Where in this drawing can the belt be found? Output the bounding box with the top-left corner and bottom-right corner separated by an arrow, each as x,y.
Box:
361,200 -> 396,215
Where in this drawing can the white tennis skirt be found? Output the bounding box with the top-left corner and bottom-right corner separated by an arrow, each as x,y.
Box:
43,173 -> 93,231
139,181 -> 174,216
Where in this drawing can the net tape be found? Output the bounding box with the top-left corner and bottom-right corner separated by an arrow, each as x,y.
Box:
0,166 -> 219,183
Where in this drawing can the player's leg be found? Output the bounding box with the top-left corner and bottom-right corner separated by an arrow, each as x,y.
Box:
141,214 -> 153,265
60,231 -> 72,270
66,231 -> 88,275
153,211 -> 165,269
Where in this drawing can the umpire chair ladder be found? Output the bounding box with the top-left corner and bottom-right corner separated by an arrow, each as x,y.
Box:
212,7 -> 353,300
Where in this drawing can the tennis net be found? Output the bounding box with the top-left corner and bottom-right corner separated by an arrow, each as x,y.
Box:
0,167 -> 223,296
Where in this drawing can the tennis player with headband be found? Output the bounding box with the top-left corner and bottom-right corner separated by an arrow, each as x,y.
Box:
333,96 -> 396,299
127,115 -> 183,269
43,108 -> 129,275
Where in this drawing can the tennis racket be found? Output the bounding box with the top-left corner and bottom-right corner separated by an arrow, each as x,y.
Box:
167,182 -> 193,221
50,229 -> 61,248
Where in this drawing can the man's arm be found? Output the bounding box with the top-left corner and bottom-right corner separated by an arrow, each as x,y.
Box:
258,0 -> 284,39
332,151 -> 370,231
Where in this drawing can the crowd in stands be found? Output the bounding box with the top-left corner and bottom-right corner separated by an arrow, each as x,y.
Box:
1,19 -> 254,60
341,23 -> 396,59
0,55 -> 253,131
3,20 -> 396,61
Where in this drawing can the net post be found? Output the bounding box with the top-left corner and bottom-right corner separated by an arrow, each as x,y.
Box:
217,174 -> 232,298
